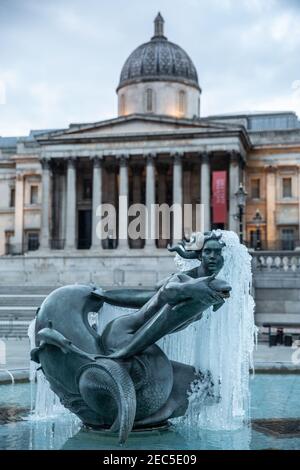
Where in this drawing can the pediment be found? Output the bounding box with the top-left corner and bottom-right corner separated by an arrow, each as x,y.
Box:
35,114 -> 244,143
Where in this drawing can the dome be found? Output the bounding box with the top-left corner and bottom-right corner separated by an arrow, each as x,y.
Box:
117,13 -> 200,92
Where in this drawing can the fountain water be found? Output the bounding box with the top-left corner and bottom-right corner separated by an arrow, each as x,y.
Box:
161,231 -> 257,431
28,318 -> 71,418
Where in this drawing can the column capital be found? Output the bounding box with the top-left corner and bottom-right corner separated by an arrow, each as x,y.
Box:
16,172 -> 24,182
171,151 -> 184,162
229,150 -> 240,164
67,156 -> 77,168
90,154 -> 103,167
40,157 -> 51,170
116,153 -> 130,165
201,152 -> 210,164
145,152 -> 157,160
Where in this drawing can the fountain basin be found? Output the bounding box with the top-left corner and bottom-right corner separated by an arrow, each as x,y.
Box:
0,374 -> 299,450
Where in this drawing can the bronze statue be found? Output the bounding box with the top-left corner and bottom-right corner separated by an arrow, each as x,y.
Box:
31,232 -> 231,444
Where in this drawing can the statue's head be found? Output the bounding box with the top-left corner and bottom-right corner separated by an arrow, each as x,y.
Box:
200,235 -> 225,275
168,231 -> 225,275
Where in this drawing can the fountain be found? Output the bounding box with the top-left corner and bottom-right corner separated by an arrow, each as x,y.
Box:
28,230 -> 256,445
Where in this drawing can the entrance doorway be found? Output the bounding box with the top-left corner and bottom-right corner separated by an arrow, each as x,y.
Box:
78,209 -> 92,249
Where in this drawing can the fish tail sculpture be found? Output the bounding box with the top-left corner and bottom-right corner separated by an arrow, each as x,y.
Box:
78,359 -> 136,444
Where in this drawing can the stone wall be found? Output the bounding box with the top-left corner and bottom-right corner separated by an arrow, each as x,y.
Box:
0,251 -> 175,287
118,81 -> 200,119
252,251 -> 300,326
1,251 -> 300,329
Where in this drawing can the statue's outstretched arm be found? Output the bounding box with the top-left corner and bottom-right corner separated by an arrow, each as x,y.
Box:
91,288 -> 156,308
91,266 -> 201,309
104,276 -> 230,359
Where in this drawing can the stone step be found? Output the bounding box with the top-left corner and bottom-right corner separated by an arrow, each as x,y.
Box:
255,313 -> 300,327
255,288 -> 300,301
0,321 -> 30,339
0,308 -> 37,320
0,295 -> 45,307
256,300 -> 300,314
0,286 -> 56,295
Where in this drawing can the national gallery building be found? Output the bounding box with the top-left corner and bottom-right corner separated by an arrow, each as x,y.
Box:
1,14 -> 300,288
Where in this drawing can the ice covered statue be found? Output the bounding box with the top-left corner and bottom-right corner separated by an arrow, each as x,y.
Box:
30,230 -> 256,443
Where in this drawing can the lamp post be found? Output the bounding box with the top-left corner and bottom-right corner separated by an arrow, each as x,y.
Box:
235,183 -> 247,244
253,209 -> 263,250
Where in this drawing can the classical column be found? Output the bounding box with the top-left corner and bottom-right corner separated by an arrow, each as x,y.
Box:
40,158 -> 51,250
172,152 -> 183,243
157,163 -> 168,248
91,155 -> 103,249
229,151 -> 241,232
13,172 -> 25,254
65,157 -> 77,249
118,155 -> 129,249
200,152 -> 211,232
132,165 -> 143,249
145,153 -> 156,248
266,165 -> 277,247
183,163 -> 192,236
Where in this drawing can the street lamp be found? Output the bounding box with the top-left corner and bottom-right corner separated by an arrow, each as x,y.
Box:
235,183 -> 247,244
253,209 -> 263,250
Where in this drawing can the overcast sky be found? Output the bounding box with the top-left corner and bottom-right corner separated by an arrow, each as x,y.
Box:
0,0 -> 300,136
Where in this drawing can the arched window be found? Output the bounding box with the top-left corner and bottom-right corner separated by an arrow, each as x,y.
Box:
178,90 -> 186,115
198,97 -> 200,117
146,88 -> 153,113
120,94 -> 126,115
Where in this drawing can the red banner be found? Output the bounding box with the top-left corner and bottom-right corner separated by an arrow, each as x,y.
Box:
212,171 -> 227,224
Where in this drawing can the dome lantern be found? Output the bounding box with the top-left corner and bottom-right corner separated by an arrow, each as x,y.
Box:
152,12 -> 166,40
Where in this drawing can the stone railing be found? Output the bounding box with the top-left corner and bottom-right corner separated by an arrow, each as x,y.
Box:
251,251 -> 300,273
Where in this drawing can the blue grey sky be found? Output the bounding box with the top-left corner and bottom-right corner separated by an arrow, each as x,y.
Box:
0,0 -> 300,136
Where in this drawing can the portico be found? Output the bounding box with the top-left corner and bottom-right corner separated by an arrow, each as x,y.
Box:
36,115 -> 249,252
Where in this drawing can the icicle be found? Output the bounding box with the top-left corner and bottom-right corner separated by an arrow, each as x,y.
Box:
27,318 -> 70,419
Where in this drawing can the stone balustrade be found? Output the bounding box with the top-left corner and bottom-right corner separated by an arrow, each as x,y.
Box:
252,251 -> 300,273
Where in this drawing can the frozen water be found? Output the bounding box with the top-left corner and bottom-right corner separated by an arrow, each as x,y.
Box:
161,231 -> 257,430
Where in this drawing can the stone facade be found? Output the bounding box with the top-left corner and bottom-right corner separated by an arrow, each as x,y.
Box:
118,81 -> 200,119
1,14 -> 300,272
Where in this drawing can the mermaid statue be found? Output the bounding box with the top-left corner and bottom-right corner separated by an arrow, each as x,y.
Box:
30,230 -> 255,443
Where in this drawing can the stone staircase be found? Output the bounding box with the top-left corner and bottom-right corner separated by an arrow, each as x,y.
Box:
0,286 -> 55,338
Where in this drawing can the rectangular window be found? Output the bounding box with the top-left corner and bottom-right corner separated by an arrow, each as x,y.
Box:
282,177 -> 292,198
281,228 -> 295,251
179,90 -> 186,114
251,179 -> 260,199
9,187 -> 15,207
120,94 -> 125,115
146,89 -> 153,112
30,185 -> 38,204
27,232 -> 39,251
250,230 -> 256,248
